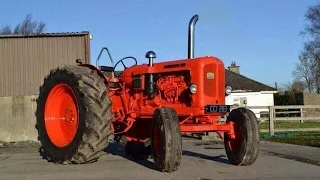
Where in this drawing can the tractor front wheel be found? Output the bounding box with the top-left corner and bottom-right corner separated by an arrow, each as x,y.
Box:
36,65 -> 113,164
224,108 -> 260,166
151,107 -> 182,172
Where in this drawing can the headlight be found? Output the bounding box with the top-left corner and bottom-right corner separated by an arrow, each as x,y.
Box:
225,86 -> 232,95
189,83 -> 197,94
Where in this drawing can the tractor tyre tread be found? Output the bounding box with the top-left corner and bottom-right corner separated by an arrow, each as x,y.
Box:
166,107 -> 182,171
224,107 -> 259,166
151,107 -> 182,172
35,65 -> 113,164
240,108 -> 260,166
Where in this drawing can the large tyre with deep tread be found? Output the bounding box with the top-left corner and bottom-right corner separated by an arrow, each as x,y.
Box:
151,107 -> 182,172
224,107 -> 260,166
35,65 -> 113,164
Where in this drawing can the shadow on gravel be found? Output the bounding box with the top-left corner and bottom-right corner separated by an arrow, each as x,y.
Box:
182,150 -> 230,165
106,142 -> 231,169
105,142 -> 156,171
37,140 -> 230,168
204,147 -> 224,150
262,150 -> 320,167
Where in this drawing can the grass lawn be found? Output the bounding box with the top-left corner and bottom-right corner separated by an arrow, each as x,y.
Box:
259,121 -> 320,147
260,131 -> 320,148
259,121 -> 320,129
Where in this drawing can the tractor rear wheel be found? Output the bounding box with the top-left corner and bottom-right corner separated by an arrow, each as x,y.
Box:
35,65 -> 113,164
151,107 -> 182,172
224,108 -> 260,166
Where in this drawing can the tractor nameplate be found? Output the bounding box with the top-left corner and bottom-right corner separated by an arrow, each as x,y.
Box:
205,105 -> 230,113
206,72 -> 214,79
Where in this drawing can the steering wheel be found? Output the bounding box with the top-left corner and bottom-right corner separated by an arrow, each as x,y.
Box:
113,56 -> 137,77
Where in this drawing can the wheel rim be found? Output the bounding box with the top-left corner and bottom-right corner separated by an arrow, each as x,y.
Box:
228,121 -> 242,152
153,126 -> 161,156
44,83 -> 79,148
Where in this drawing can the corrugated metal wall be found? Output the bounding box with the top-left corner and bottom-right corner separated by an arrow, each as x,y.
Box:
0,33 -> 90,97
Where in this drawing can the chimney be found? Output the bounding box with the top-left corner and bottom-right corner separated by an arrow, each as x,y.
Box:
228,61 -> 240,74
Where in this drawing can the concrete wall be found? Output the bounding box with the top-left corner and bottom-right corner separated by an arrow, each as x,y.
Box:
0,95 -> 38,142
302,92 -> 320,105
300,93 -> 320,117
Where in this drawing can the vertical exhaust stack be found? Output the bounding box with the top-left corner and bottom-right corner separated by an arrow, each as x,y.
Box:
188,14 -> 199,59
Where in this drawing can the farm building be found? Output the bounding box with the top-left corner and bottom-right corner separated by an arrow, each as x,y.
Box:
225,62 -> 278,118
0,31 -> 91,97
0,32 -> 91,142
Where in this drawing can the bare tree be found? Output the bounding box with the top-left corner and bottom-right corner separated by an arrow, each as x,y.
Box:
294,2 -> 320,93
0,25 -> 12,35
292,53 -> 315,92
291,79 -> 306,93
300,39 -> 320,93
284,80 -> 305,95
0,14 -> 46,35
302,3 -> 320,38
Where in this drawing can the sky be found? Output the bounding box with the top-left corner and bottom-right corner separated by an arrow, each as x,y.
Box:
0,0 -> 319,88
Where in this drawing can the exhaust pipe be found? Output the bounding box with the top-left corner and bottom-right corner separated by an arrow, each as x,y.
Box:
188,14 -> 199,59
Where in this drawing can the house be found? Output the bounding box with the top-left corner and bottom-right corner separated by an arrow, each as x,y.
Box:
225,62 -> 278,118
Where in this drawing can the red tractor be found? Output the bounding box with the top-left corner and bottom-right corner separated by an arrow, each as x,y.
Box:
35,14 -> 259,172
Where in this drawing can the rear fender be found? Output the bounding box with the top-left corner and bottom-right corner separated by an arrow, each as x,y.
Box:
79,64 -> 108,83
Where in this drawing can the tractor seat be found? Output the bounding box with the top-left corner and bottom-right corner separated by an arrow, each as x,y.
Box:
99,66 -> 113,72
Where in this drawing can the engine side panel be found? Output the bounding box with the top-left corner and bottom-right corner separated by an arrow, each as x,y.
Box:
156,71 -> 191,105
119,56 -> 226,118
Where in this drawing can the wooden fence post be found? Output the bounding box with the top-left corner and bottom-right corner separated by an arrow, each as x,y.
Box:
300,107 -> 304,123
269,106 -> 275,136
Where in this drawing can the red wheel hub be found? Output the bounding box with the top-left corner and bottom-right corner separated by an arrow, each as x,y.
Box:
44,83 -> 79,147
227,121 -> 242,152
153,126 -> 161,156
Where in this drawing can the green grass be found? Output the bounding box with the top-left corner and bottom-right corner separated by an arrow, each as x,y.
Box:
259,121 -> 320,147
260,131 -> 320,148
259,121 -> 320,129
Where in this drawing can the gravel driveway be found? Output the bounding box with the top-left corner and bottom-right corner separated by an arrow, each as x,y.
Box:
0,138 -> 319,180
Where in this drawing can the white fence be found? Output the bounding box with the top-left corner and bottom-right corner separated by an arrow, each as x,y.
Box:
229,105 -> 320,136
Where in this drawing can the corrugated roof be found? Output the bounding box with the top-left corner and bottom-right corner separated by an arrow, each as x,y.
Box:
0,31 -> 90,38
